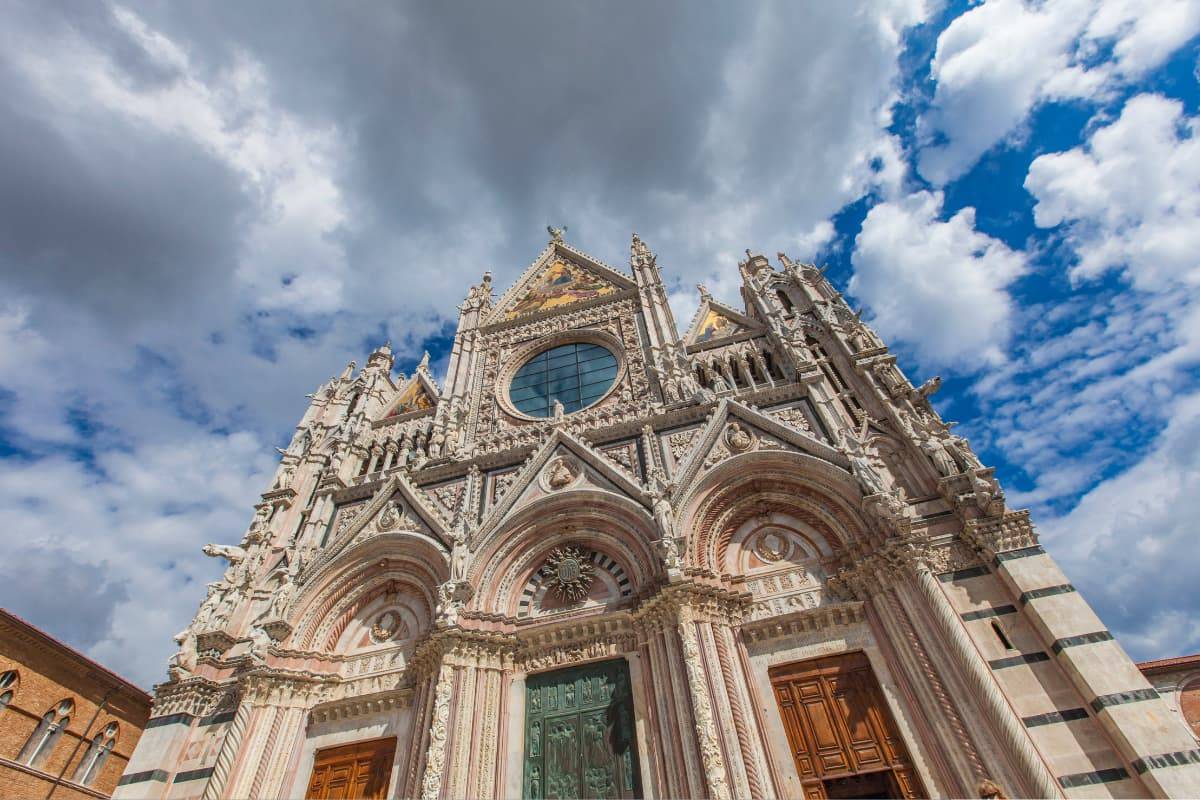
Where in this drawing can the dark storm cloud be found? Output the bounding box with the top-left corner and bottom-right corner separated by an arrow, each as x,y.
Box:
0,5 -> 246,330
132,2 -> 751,285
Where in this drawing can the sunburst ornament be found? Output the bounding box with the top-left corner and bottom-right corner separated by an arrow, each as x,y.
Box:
544,546 -> 594,602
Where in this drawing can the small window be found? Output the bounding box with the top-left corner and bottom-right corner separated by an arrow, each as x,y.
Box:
776,289 -> 795,315
0,670 -> 16,716
74,722 -> 119,786
20,698 -> 74,768
991,621 -> 1015,651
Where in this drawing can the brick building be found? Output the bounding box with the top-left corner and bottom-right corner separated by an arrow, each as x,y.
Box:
0,609 -> 151,799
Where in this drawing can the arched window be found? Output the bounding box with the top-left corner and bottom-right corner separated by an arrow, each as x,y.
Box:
73,722 -> 119,786
0,670 -> 17,716
776,289 -> 795,315
20,698 -> 73,769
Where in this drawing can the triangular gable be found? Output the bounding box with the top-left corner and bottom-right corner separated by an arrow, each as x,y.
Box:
683,293 -> 764,347
670,399 -> 847,502
487,240 -> 635,324
475,429 -> 650,544
322,472 -> 453,563
383,372 -> 438,419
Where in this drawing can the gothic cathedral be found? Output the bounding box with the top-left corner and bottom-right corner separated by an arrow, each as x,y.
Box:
117,232 -> 1200,799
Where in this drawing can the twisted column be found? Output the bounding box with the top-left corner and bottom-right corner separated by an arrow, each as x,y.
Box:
912,565 -> 1062,798
200,698 -> 250,800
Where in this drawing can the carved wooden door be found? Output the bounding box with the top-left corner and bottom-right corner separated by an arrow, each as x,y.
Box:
305,737 -> 396,800
524,658 -> 642,799
770,652 -> 923,800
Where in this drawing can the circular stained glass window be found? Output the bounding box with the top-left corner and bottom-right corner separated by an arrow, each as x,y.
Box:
509,342 -> 618,418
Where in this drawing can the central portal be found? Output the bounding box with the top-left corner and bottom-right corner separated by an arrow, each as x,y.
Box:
523,658 -> 642,799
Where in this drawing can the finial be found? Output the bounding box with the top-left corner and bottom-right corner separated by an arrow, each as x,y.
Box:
547,225 -> 566,243
419,351 -> 431,370
697,283 -> 712,301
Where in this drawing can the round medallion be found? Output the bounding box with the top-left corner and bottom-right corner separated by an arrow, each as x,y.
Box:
369,610 -> 401,643
753,529 -> 790,563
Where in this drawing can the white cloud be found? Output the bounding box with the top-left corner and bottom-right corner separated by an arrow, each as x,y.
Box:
0,433 -> 275,688
1026,93 -> 1200,290
1041,390 -> 1200,660
918,0 -> 1200,184
6,4 -> 350,314
849,190 -> 1027,368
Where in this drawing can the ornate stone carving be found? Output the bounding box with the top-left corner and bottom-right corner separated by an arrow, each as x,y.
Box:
369,610 -> 402,643
677,610 -> 732,800
542,456 -> 578,490
420,666 -> 454,800
543,546 -> 595,601
724,421 -> 755,452
771,404 -> 814,433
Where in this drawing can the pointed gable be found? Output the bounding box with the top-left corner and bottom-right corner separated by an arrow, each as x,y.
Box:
488,240 -> 634,324
669,399 -> 848,501
683,290 -> 763,347
383,372 -> 437,419
475,429 -> 650,544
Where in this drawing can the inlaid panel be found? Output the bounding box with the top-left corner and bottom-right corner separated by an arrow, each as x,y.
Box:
305,737 -> 396,800
770,651 -> 923,800
524,658 -> 641,799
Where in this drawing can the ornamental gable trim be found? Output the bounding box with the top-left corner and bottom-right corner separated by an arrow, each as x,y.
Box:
683,293 -> 764,348
669,398 -> 848,503
484,240 -> 636,327
474,428 -> 651,544
314,471 -> 453,571
380,370 -> 440,421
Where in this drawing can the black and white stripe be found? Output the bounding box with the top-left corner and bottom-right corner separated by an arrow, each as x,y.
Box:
517,549 -> 632,617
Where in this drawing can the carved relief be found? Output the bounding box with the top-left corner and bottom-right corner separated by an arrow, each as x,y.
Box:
540,456 -> 579,491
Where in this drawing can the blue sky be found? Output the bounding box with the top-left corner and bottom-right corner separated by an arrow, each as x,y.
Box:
1,1 -> 1198,688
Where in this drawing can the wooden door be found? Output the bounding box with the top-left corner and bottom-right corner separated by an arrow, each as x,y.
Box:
770,652 -> 923,800
524,658 -> 642,799
305,737 -> 396,800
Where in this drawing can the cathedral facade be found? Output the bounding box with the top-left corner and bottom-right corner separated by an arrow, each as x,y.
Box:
117,232 -> 1200,799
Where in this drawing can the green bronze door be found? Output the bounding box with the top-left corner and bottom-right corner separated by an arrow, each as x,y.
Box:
524,658 -> 642,799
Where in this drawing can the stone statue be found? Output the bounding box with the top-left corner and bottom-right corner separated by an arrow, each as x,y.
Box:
726,422 -> 753,452
449,530 -> 470,583
946,434 -> 984,470
917,429 -> 959,477
191,583 -> 223,630
915,375 -> 942,399
705,365 -> 729,393
262,573 -> 295,621
273,463 -> 295,490
546,458 -> 574,489
648,471 -> 675,540
840,426 -> 888,496
168,630 -> 198,681
246,625 -> 273,664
